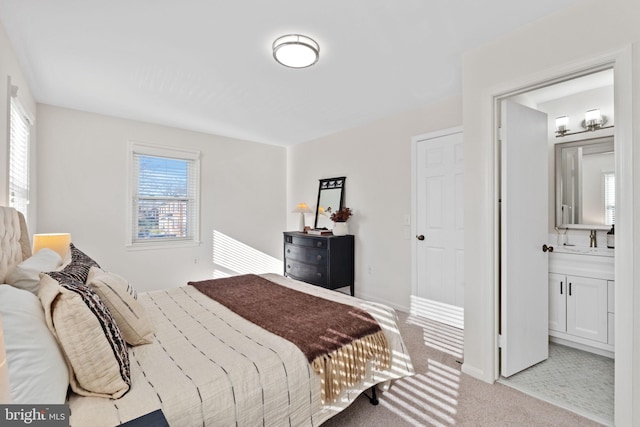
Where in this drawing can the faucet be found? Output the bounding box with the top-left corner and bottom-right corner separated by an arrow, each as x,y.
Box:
589,230 -> 597,248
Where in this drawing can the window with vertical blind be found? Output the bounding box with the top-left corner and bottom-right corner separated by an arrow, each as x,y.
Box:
9,96 -> 33,218
129,143 -> 200,247
604,172 -> 615,226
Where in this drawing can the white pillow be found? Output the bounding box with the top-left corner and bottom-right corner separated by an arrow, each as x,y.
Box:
5,249 -> 63,294
0,285 -> 69,403
87,267 -> 154,346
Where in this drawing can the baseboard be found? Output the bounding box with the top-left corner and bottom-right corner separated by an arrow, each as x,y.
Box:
409,295 -> 464,329
549,336 -> 615,359
354,290 -> 410,314
461,363 -> 487,381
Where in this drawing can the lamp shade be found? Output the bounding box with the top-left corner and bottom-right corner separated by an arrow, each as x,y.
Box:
0,314 -> 10,403
32,233 -> 71,259
292,202 -> 312,214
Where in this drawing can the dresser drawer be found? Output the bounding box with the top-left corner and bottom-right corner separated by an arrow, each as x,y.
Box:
284,244 -> 327,264
289,235 -> 327,249
285,260 -> 328,286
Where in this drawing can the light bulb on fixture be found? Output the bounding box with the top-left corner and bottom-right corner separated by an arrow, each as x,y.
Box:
555,116 -> 569,136
273,34 -> 319,68
584,109 -> 603,131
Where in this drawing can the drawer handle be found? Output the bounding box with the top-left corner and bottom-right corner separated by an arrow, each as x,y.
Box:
569,282 -> 572,296
316,242 -> 322,247
287,249 -> 291,253
316,255 -> 323,261
560,281 -> 563,295
287,264 -> 291,269
316,272 -> 322,277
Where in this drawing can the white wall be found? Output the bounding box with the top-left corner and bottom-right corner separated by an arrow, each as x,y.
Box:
461,0 -> 640,424
0,23 -> 37,229
287,97 -> 462,311
36,104 -> 286,292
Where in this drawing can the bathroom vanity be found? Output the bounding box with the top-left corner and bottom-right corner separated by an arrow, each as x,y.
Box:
548,246 -> 614,357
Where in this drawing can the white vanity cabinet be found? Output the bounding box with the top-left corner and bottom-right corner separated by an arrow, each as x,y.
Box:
548,249 -> 614,356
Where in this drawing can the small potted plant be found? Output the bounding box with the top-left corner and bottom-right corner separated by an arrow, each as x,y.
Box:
330,207 -> 352,236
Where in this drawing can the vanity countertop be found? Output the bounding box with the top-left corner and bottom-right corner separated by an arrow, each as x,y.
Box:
551,245 -> 614,257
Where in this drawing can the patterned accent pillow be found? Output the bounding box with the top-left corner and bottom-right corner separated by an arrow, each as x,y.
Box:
38,271 -> 131,399
55,243 -> 100,283
87,267 -> 154,346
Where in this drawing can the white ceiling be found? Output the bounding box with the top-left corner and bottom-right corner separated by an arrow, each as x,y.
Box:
0,0 -> 582,146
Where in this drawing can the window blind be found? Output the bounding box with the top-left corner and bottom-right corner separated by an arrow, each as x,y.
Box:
9,97 -> 32,217
130,145 -> 200,245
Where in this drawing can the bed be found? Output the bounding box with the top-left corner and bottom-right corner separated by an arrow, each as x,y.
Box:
0,206 -> 414,426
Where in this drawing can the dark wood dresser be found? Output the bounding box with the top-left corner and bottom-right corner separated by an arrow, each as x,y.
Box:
283,231 -> 355,296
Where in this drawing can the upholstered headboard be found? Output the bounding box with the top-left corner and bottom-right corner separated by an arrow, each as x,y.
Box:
0,207 -> 31,283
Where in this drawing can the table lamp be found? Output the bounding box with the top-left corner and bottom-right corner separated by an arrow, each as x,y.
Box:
292,203 -> 312,231
32,233 -> 72,259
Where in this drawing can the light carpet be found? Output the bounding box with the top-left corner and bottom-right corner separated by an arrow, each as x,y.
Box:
323,312 -> 603,427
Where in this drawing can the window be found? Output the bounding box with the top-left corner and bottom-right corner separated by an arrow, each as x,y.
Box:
604,172 -> 615,226
8,94 -> 33,218
129,143 -> 200,247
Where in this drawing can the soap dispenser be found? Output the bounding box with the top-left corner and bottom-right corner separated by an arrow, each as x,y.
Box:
607,224 -> 615,249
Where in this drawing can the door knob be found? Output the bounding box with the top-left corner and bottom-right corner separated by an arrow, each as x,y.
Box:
416,235 -> 425,241
542,244 -> 554,252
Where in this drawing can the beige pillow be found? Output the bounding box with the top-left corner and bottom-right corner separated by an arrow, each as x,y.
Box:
87,267 -> 154,346
5,249 -> 62,294
38,272 -> 131,399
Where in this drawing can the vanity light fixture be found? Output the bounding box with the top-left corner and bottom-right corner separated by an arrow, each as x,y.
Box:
555,109 -> 614,138
273,34 -> 319,68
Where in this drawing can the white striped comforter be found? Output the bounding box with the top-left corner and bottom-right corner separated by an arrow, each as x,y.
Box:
68,273 -> 414,426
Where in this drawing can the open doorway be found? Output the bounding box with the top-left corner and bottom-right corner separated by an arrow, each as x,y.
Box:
496,68 -> 615,425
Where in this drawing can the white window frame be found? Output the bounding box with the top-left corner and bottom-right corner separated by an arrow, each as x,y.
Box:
127,142 -> 201,249
8,85 -> 34,219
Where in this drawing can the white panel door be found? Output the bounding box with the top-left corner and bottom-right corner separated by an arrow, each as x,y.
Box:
414,131 -> 464,328
500,99 -> 549,378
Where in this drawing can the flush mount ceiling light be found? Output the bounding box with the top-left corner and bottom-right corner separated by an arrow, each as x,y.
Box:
272,34 -> 319,68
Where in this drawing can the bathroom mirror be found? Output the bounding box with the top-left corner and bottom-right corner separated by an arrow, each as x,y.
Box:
555,136 -> 615,229
314,177 -> 346,229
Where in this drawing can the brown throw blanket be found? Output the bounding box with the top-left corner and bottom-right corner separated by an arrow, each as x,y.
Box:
189,274 -> 390,403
